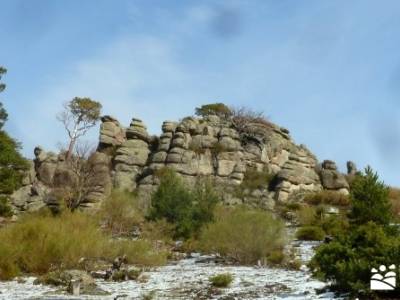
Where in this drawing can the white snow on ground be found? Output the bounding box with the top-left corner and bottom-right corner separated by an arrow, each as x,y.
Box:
0,241 -> 341,300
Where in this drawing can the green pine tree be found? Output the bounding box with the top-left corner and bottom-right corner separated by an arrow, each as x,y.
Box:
0,66 -> 28,215
349,166 -> 392,227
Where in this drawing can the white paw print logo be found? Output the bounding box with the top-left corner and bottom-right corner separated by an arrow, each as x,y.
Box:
370,265 -> 396,290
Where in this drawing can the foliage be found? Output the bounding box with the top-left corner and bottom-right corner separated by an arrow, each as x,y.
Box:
349,166 -> 392,227
97,190 -> 143,236
209,273 -> 233,288
296,226 -> 325,241
57,97 -> 102,159
0,68 -> 28,196
310,167 -> 400,296
149,168 -> 220,239
296,205 -> 317,226
304,190 -> 350,207
198,206 -> 286,264
310,222 -> 400,296
0,211 -> 166,280
0,196 -> 12,217
0,131 -> 28,194
195,103 -> 232,118
0,67 -> 8,129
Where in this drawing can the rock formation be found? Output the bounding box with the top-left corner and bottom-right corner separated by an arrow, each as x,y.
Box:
10,110 -> 353,214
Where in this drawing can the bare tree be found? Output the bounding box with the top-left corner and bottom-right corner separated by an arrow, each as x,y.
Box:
230,106 -> 272,138
51,141 -> 109,211
57,97 -> 102,160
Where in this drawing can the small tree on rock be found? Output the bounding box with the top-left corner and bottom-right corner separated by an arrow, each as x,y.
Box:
195,103 -> 232,119
57,97 -> 102,160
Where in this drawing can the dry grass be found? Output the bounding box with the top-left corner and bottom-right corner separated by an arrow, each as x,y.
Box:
0,211 -> 167,280
389,187 -> 400,219
296,205 -> 317,226
304,190 -> 350,207
97,190 -> 143,236
198,206 -> 286,264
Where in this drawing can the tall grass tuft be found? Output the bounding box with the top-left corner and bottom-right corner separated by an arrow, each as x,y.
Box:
198,206 -> 286,264
0,211 -> 167,280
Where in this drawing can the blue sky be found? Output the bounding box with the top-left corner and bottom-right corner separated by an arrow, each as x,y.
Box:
0,0 -> 399,186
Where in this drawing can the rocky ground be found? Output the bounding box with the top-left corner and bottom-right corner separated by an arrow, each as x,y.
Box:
0,241 -> 343,300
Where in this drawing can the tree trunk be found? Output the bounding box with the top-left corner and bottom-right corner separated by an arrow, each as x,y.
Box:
66,137 -> 76,160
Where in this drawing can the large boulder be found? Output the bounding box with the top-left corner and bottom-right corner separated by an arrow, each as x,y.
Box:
98,115 -> 126,149
319,159 -> 349,193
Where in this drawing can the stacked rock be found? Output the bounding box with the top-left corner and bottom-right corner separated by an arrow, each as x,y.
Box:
319,160 -> 349,194
113,118 -> 150,191
275,147 -> 322,203
98,115 -> 125,150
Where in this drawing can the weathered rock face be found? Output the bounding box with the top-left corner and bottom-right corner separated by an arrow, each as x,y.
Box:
98,115 -> 125,150
346,160 -> 357,175
113,119 -> 151,192
318,160 -> 349,194
11,148 -> 112,214
10,111 -> 352,214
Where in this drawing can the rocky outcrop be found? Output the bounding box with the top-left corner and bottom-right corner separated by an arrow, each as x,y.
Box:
113,119 -> 151,191
98,116 -> 125,150
10,109 -> 353,214
318,160 -> 349,194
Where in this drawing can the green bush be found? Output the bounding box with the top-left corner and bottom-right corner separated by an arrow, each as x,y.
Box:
195,103 -> 232,118
198,206 -> 286,264
310,167 -> 400,296
0,211 -> 167,280
209,273 -> 233,288
0,196 -> 12,217
349,166 -> 392,226
0,131 -> 28,194
149,168 -> 220,239
310,222 -> 400,296
296,226 -> 325,241
267,250 -> 285,265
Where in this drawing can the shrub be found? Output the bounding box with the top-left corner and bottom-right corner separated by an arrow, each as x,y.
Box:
149,169 -> 220,239
235,168 -> 274,198
0,196 -> 12,217
141,219 -> 175,244
296,205 -> 317,226
231,106 -> 273,135
310,222 -> 400,296
296,226 -> 325,241
349,166 -> 392,227
198,206 -> 286,264
97,190 -> 143,236
310,167 -> 400,296
195,103 -> 232,118
304,190 -> 350,207
319,214 -> 349,237
267,250 -> 285,265
209,273 -> 233,288
0,131 -> 28,195
0,211 -> 166,280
